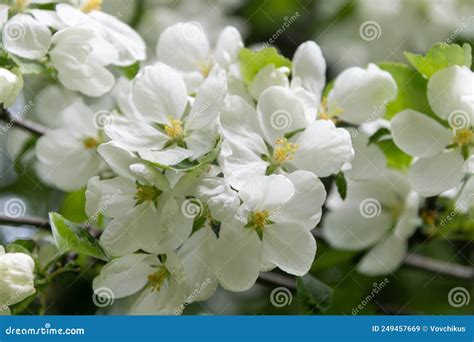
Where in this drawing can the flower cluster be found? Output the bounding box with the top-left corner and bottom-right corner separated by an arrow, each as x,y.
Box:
0,1 -> 472,315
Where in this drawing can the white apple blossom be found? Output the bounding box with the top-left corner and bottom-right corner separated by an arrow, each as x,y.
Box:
0,68 -> 23,107
35,99 -> 105,191
104,62 -> 226,168
219,93 -> 353,190
390,65 -> 473,197
202,173 -> 326,292
0,246 -> 35,315
156,22 -> 243,93
324,169 -> 421,275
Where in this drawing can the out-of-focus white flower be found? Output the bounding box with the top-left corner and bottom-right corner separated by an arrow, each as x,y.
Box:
391,65 -> 473,197
35,99 -> 105,191
0,68 -> 23,107
324,169 -> 421,276
0,246 -> 35,315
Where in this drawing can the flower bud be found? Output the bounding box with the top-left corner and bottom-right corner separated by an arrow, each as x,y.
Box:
0,246 -> 35,315
0,68 -> 23,107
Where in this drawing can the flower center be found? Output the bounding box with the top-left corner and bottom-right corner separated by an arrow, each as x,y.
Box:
164,117 -> 184,140
147,266 -> 169,292
135,183 -> 160,205
319,97 -> 343,121
272,138 -> 298,164
247,210 -> 271,238
81,0 -> 102,13
197,60 -> 212,77
83,136 -> 99,149
453,128 -> 473,147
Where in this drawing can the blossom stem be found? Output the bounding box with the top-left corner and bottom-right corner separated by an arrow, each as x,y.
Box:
0,107 -> 46,136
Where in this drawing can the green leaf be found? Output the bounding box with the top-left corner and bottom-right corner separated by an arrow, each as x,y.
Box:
49,212 -> 110,262
334,172 -> 347,200
118,62 -> 140,80
376,139 -> 412,171
239,47 -> 291,84
378,62 -> 443,124
367,127 -> 391,145
59,189 -> 87,223
297,274 -> 333,313
10,55 -> 45,74
404,43 -> 472,79
6,241 -> 34,255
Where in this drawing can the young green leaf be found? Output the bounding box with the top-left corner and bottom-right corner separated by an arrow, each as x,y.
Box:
367,127 -> 391,145
59,189 -> 87,223
239,47 -> 291,84
297,274 -> 333,312
404,43 -> 472,79
376,139 -> 412,171
49,212 -> 110,262
118,62 -> 140,80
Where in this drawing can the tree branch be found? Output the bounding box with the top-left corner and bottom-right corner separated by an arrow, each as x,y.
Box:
0,107 -> 46,136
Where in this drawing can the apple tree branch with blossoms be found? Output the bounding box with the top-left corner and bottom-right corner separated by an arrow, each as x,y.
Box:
0,0 -> 472,315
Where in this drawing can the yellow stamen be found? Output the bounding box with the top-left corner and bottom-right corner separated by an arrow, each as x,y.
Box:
83,137 -> 99,149
453,128 -> 473,147
147,267 -> 169,292
251,210 -> 270,229
164,117 -> 184,140
197,60 -> 212,77
272,138 -> 298,163
14,0 -> 28,11
81,0 -> 102,13
319,97 -> 343,122
135,184 -> 159,203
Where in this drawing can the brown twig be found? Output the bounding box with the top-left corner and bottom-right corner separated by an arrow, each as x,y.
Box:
0,107 -> 46,136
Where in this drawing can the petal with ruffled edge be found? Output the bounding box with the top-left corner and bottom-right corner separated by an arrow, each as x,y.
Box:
391,109 -> 452,158
408,150 -> 465,197
291,120 -> 354,177
328,64 -> 397,124
132,64 -> 188,124
263,222 -> 316,276
196,178 -> 240,222
292,41 -> 326,101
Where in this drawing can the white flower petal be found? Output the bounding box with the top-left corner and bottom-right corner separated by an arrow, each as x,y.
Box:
3,14 -> 51,59
428,65 -> 474,122
357,234 -> 407,276
248,64 -> 289,100
214,223 -> 262,292
391,109 -> 452,158
292,120 -> 354,177
292,41 -> 326,100
97,141 -> 140,179
139,147 -> 194,167
328,64 -> 397,124
214,26 -> 243,68
409,150 -> 465,197
93,254 -> 160,299
196,178 -> 240,222
132,64 -> 188,124
263,222 -> 316,276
